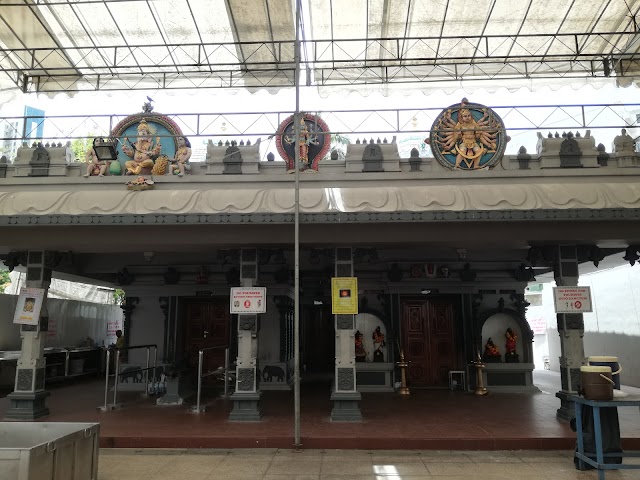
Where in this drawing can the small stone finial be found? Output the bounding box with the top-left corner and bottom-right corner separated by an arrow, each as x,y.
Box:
575,131 -> 581,138
376,137 -> 381,144
330,150 -> 339,160
369,138 -> 374,144
461,97 -> 469,104
57,142 -> 62,147
410,148 -> 420,158
246,140 -> 251,146
567,132 -> 574,139
32,142 -> 37,147
267,152 -> 275,162
383,138 -> 388,143
239,140 -> 245,146
554,132 -> 559,138
0,155 -> 7,164
518,146 -> 527,154
517,145 -> 532,170
548,132 -> 553,138
225,140 -> 230,146
597,143 -> 610,167
597,143 -> 606,152
356,138 -> 361,144
45,142 -> 50,148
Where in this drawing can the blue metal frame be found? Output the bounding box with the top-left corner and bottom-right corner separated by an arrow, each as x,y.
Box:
572,395 -> 640,480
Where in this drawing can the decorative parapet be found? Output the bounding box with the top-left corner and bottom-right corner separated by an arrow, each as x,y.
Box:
345,137 -> 400,173
536,131 -> 599,168
12,142 -> 79,177
205,139 -> 261,175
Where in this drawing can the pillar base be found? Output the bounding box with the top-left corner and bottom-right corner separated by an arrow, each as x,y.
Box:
330,391 -> 362,422
555,390 -> 576,421
228,391 -> 262,421
4,390 -> 50,421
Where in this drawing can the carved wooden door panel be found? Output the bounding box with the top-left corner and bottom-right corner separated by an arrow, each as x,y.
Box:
427,300 -> 456,387
402,298 -> 457,387
402,301 -> 431,385
183,299 -> 230,374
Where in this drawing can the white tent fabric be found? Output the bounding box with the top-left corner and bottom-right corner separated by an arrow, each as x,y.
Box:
0,0 -> 639,96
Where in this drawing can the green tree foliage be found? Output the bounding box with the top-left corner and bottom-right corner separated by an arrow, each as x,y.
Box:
0,270 -> 11,294
71,134 -> 95,163
113,288 -> 126,305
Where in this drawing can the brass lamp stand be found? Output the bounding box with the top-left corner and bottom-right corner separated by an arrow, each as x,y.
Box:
473,352 -> 488,396
396,348 -> 410,397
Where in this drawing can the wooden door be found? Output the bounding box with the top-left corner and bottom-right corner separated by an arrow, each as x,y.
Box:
183,298 -> 230,373
303,305 -> 334,373
402,298 -> 457,387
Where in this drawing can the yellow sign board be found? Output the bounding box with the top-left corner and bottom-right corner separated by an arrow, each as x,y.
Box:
331,277 -> 358,314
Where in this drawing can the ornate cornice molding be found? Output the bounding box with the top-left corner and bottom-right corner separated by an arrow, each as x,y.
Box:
0,208 -> 638,226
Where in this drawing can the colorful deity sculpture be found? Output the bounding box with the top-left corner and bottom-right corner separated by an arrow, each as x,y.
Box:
355,330 -> 367,362
83,148 -> 108,177
169,136 -> 192,177
122,119 -> 162,175
284,117 -> 318,172
372,326 -> 386,362
483,337 -> 501,362
505,327 -> 519,363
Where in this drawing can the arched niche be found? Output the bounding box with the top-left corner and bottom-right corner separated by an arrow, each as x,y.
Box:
475,308 -> 534,363
354,311 -> 389,363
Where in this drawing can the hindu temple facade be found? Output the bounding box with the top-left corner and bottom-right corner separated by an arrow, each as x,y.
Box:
1,100 -> 639,423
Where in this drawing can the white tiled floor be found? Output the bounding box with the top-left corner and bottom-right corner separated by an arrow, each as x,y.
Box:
97,449 -> 640,480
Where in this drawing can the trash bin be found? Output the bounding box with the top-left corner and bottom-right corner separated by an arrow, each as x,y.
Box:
570,404 -> 622,470
0,422 -> 99,480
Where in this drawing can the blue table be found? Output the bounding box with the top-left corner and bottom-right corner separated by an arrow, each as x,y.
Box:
571,394 -> 640,480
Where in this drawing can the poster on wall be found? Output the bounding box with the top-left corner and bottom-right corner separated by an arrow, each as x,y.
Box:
331,277 -> 358,314
13,287 -> 46,326
230,287 -> 267,314
553,286 -> 593,313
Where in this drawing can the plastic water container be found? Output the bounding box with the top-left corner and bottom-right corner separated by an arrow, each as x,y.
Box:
588,356 -> 621,390
580,365 -> 614,401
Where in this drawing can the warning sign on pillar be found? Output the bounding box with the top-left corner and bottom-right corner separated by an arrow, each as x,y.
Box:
230,287 -> 266,314
553,286 -> 593,313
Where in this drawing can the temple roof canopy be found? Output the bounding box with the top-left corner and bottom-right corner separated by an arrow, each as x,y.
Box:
0,0 -> 639,97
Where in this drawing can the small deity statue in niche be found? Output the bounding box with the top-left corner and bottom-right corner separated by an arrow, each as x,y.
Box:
372,326 -> 386,362
482,337 -> 501,363
284,117 -> 318,173
169,136 -> 192,177
355,330 -> 367,363
83,147 -> 108,177
504,327 -> 519,363
122,119 -> 162,175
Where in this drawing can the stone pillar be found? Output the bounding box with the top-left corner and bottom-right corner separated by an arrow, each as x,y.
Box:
330,247 -> 362,422
5,251 -> 53,420
554,245 -> 585,421
229,248 -> 262,421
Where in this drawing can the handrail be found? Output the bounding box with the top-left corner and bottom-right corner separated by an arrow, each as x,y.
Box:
191,346 -> 230,414
98,344 -> 158,412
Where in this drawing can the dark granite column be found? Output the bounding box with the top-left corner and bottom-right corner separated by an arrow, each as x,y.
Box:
229,248 -> 262,421
5,251 -> 54,420
330,247 -> 362,422
554,245 -> 585,421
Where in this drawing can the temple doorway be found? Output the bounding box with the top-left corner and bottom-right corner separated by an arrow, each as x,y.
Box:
302,303 -> 334,383
182,298 -> 230,375
401,297 -> 459,387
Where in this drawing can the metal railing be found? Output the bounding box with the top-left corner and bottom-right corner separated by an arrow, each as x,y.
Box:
98,344 -> 157,412
191,346 -> 230,414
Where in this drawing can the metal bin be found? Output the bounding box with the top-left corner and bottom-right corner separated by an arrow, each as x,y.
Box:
0,422 -> 99,480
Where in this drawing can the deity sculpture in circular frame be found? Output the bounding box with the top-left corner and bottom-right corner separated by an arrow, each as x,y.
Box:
427,99 -> 508,170
275,113 -> 331,173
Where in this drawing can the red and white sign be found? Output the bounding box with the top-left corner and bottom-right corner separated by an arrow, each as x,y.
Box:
553,286 -> 593,313
528,317 -> 547,335
230,287 -> 267,314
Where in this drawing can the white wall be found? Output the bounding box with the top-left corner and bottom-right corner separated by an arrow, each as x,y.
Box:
0,293 -> 123,351
127,296 -> 166,364
530,264 -> 640,386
